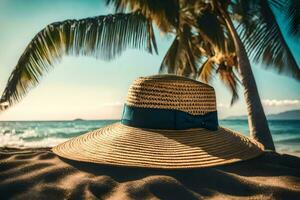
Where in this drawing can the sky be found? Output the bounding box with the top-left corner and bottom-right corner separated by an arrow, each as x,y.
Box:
0,0 -> 299,121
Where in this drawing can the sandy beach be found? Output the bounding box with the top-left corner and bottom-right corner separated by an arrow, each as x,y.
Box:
0,148 -> 299,200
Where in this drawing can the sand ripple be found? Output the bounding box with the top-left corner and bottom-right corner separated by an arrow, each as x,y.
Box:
0,148 -> 300,200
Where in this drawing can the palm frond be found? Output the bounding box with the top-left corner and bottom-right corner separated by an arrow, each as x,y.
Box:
197,58 -> 216,83
196,55 -> 240,105
196,9 -> 227,53
217,63 -> 240,105
232,0 -> 259,38
159,37 -> 179,74
159,25 -> 198,78
285,0 -> 300,36
240,0 -> 300,80
106,0 -> 179,32
0,12 -> 157,111
268,0 -> 285,9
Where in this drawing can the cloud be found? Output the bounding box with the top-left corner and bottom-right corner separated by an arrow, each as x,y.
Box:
262,99 -> 300,107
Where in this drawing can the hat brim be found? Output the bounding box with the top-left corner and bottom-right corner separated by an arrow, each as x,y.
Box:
52,123 -> 264,169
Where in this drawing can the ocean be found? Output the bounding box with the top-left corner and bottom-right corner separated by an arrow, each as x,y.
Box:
0,120 -> 299,156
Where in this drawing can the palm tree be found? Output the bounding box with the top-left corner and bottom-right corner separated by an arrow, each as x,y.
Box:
108,0 -> 300,150
0,0 -> 299,150
215,0 -> 300,150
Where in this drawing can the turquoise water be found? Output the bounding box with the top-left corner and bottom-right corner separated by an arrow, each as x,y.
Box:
0,120 -> 299,155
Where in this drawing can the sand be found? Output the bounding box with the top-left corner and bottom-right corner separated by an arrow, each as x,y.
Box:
0,148 -> 299,200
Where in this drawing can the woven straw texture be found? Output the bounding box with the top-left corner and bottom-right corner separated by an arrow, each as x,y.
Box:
126,75 -> 216,115
52,75 -> 264,169
52,123 -> 264,169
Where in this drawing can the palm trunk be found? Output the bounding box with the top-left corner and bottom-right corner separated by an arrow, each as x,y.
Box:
217,3 -> 275,150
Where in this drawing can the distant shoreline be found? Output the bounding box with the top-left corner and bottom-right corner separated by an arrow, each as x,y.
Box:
1,109 -> 299,122
224,109 -> 300,120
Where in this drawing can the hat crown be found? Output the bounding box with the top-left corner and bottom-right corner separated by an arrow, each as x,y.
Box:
126,75 -> 217,115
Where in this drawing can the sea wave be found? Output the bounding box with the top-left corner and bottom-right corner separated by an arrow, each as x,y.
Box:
275,137 -> 300,144
0,132 -> 68,148
0,120 -> 299,152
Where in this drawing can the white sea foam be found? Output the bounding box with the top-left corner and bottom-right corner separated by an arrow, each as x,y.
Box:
21,130 -> 38,138
0,120 -> 299,154
0,132 -> 68,148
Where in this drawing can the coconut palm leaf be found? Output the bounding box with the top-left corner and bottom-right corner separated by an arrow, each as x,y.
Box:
196,9 -> 227,53
196,55 -> 240,105
106,0 -> 179,32
197,58 -> 216,83
159,37 -> 179,74
240,0 -> 300,80
159,24 -> 198,78
285,0 -> 300,36
217,63 -> 240,105
0,12 -> 157,111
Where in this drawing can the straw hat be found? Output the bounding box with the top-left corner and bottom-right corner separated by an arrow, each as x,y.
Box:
52,75 -> 264,169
